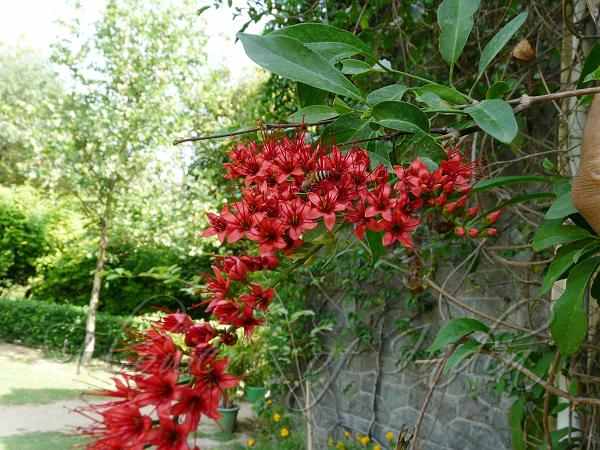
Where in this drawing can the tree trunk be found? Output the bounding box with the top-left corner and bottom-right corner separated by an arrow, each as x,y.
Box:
80,192 -> 113,365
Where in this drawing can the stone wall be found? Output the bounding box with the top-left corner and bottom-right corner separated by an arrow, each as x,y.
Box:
307,258 -> 536,449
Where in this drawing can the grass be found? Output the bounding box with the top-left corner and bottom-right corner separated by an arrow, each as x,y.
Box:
0,431 -> 89,450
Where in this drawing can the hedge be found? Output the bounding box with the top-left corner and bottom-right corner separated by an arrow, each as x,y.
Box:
0,298 -> 146,359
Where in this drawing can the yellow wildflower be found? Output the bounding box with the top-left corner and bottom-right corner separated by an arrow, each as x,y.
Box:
360,436 -> 370,445
246,438 -> 256,447
328,437 -> 335,446
273,413 -> 281,423
267,399 -> 273,405
385,431 -> 394,442
356,434 -> 363,441
344,431 -> 351,438
373,445 -> 381,450
280,427 -> 290,438
336,441 -> 345,450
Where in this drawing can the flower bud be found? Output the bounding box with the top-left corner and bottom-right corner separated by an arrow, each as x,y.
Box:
487,210 -> 502,223
468,228 -> 479,238
468,206 -> 478,217
454,226 -> 465,236
486,228 -> 498,236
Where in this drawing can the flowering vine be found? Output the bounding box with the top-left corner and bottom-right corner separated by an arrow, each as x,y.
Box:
78,132 -> 491,449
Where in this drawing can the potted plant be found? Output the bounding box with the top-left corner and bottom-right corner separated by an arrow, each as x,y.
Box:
216,389 -> 240,434
243,329 -> 272,403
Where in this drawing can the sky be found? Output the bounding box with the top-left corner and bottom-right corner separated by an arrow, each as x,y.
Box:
0,0 -> 262,80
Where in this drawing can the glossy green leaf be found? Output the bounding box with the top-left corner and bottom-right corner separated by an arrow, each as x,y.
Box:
438,0 -> 480,69
297,83 -> 329,108
486,81 -> 512,99
578,42 -> 600,88
545,191 -> 578,220
473,175 -> 553,192
410,134 -> 447,163
591,272 -> 600,301
477,11 -> 528,77
539,239 -> 598,295
466,99 -> 518,143
333,97 -> 352,115
443,339 -> 482,374
532,221 -> 594,252
366,84 -> 408,106
429,317 -> 489,353
288,106 -> 339,124
303,42 -> 360,63
508,398 -> 526,450
320,113 -> 372,144
366,132 -> 393,171
342,59 -> 374,75
372,101 -> 430,134
550,257 -> 600,355
238,33 -> 363,100
366,229 -> 385,263
271,23 -> 374,58
412,84 -> 469,105
416,92 -> 455,110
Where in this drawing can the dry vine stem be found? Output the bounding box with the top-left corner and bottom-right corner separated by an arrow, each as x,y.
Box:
172,86 -> 600,145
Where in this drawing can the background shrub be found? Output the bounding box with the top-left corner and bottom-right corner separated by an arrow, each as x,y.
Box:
0,298 -> 144,357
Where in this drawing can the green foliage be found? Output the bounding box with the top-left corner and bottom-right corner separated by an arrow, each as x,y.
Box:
437,0 -> 480,77
0,298 -> 143,357
428,317 -> 489,353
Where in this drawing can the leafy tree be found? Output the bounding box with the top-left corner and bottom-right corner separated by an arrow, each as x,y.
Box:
46,0 -> 214,364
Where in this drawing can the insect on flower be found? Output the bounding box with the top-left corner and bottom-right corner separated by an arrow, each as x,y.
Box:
301,169 -> 331,192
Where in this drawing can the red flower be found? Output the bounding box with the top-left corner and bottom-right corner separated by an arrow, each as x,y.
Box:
240,283 -> 275,312
249,217 -> 287,254
308,188 -> 346,231
380,209 -> 420,247
222,202 -> 262,243
134,369 -> 182,417
147,417 -> 192,450
365,183 -> 394,221
185,322 -> 217,347
130,329 -> 182,373
157,312 -> 193,334
190,357 -> 239,397
279,198 -> 319,240
201,212 -> 228,243
230,304 -> 265,337
171,386 -> 221,429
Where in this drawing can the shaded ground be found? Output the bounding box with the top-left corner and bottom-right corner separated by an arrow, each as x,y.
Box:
0,342 -> 254,449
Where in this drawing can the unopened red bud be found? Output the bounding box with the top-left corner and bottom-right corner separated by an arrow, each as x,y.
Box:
487,228 -> 498,236
469,228 -> 479,237
436,193 -> 447,206
443,183 -> 455,194
445,201 -> 458,213
432,183 -> 442,190
487,211 -> 502,223
468,206 -> 478,217
459,186 -> 473,195
455,226 -> 465,236
457,195 -> 467,207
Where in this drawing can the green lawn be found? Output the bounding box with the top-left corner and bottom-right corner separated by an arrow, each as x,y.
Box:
0,432 -> 89,450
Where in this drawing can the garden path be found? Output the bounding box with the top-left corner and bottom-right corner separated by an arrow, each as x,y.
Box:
0,342 -> 254,449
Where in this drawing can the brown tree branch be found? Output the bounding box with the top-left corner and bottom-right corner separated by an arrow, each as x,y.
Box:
173,86 -> 600,146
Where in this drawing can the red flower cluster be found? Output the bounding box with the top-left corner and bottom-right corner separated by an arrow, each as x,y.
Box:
81,133 -> 486,449
203,133 -> 480,250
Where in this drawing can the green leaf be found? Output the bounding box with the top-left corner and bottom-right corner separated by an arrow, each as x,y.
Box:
578,42 -> 600,88
320,113 -> 372,144
473,175 -> 553,192
366,229 -> 385,263
466,99 -> 518,143
341,59 -> 374,75
271,23 -> 374,58
477,11 -> 528,77
443,339 -> 482,374
238,33 -> 363,101
438,0 -> 481,70
288,106 -> 339,124
409,134 -> 448,163
508,398 -> 526,450
412,84 -> 469,105
366,84 -> 408,106
303,42 -> 360,63
539,239 -> 598,295
545,191 -> 578,220
429,317 -> 489,353
372,101 -> 430,134
591,272 -> 600,301
196,5 -> 210,15
550,257 -> 600,355
416,92 -> 455,110
583,67 -> 600,84
297,83 -> 329,108
366,132 -> 393,171
486,81 -> 512,99
333,97 -> 352,115
532,221 -> 594,252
